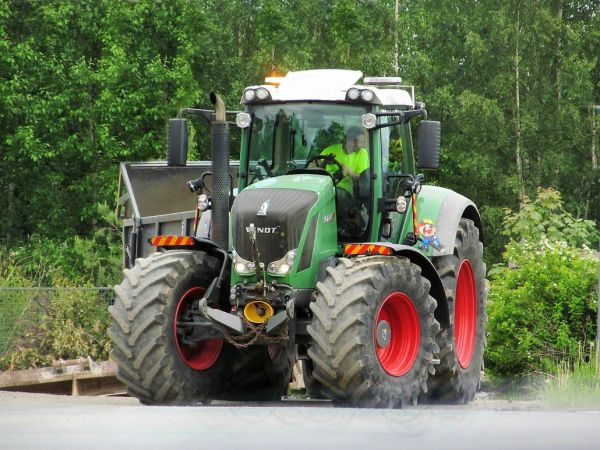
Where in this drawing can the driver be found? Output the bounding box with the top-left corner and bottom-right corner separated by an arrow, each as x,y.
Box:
320,126 -> 369,194
319,126 -> 370,236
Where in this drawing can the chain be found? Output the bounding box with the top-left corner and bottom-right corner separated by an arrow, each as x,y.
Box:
223,321 -> 289,349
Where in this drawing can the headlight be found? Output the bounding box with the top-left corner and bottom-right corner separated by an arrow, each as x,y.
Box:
232,249 -> 255,274
267,249 -> 297,275
347,88 -> 360,100
236,112 -> 251,128
243,89 -> 256,101
362,113 -> 377,129
396,196 -> 407,213
360,89 -> 375,102
256,87 -> 270,100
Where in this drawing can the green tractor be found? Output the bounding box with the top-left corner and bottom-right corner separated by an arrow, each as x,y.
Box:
109,69 -> 487,407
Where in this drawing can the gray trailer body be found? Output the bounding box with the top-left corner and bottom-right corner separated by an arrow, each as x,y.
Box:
118,161 -> 239,268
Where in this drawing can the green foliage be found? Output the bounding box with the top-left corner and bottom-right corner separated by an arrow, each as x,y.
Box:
0,289 -> 111,370
542,343 -> 600,408
7,203 -> 122,287
0,0 -> 599,266
486,240 -> 598,376
0,204 -> 117,369
488,186 -> 598,378
502,188 -> 598,248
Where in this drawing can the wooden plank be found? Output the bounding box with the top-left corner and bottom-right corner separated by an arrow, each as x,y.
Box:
0,359 -> 126,396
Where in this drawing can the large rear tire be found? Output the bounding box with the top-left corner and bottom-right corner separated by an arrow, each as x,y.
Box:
307,256 -> 439,408
108,250 -> 232,405
426,218 -> 487,403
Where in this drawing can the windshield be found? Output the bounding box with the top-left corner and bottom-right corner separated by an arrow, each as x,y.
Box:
246,103 -> 371,241
246,103 -> 369,183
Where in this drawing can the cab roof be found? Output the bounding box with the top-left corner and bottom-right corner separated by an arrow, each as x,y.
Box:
242,69 -> 415,108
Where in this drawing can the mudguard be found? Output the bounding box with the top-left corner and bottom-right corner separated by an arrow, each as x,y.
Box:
414,186 -> 483,257
434,189 -> 483,246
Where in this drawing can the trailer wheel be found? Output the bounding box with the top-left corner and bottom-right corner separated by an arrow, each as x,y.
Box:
307,256 -> 439,408
108,250 -> 232,405
427,218 -> 487,403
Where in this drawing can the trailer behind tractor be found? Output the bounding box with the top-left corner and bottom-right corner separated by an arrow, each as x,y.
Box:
110,69 -> 487,407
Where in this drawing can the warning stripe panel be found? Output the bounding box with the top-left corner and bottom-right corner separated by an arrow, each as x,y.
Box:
150,235 -> 194,247
343,243 -> 392,256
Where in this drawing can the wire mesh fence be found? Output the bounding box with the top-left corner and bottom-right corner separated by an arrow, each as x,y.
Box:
0,287 -> 114,368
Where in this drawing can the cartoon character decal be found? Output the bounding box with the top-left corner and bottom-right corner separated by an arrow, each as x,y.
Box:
416,219 -> 445,251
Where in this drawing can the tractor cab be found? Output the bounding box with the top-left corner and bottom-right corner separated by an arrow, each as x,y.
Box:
241,102 -> 372,241
235,70 -> 427,246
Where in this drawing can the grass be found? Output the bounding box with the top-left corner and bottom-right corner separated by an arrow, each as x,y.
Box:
540,343 -> 600,409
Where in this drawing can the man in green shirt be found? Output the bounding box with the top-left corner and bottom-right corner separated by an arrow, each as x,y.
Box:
320,126 -> 370,193
320,126 -> 370,237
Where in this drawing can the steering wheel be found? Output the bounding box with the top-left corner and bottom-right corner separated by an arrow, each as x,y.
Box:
304,154 -> 344,185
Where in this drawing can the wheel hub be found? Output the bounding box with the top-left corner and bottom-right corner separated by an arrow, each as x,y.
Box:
376,320 -> 391,348
374,292 -> 420,377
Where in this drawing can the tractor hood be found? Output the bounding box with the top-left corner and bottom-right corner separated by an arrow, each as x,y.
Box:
231,174 -> 335,264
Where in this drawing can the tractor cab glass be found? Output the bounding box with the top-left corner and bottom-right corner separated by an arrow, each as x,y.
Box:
379,116 -> 414,241
246,103 -> 371,241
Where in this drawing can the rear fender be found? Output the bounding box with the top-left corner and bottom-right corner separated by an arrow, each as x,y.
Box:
433,190 -> 483,246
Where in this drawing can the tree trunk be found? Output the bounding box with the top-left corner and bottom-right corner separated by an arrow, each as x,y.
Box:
393,0 -> 399,75
514,5 -> 525,207
592,106 -> 597,170
555,3 -> 562,105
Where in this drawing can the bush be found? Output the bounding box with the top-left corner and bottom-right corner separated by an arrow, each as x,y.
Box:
5,202 -> 122,287
487,187 -> 599,378
0,202 -> 119,369
486,240 -> 598,376
502,187 -> 597,248
0,288 -> 111,370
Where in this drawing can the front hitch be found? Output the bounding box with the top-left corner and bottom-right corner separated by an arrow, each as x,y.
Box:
197,298 -> 293,341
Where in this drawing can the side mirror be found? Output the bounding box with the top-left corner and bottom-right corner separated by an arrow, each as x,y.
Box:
417,120 -> 441,170
167,118 -> 188,167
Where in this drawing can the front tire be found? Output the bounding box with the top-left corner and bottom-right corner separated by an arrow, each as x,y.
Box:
307,256 -> 439,408
426,218 -> 487,403
108,250 -> 232,405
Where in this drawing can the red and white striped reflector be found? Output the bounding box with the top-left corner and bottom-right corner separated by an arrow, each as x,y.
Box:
343,243 -> 393,256
150,235 -> 194,247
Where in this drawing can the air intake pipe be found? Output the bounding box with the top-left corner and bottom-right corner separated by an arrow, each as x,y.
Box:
209,92 -> 230,250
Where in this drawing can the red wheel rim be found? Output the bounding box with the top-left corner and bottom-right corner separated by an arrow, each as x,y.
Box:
455,260 -> 477,368
374,292 -> 420,376
174,287 -> 223,371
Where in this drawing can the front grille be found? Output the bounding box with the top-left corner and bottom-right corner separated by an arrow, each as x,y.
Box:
231,188 -> 318,263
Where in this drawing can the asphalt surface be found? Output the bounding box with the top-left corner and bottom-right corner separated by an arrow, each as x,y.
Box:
0,392 -> 598,450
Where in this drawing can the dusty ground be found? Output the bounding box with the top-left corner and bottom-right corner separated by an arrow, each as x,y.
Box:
0,389 -> 553,410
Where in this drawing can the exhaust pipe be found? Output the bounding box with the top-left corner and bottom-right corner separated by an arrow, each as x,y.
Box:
211,92 -> 226,122
209,92 -> 230,250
